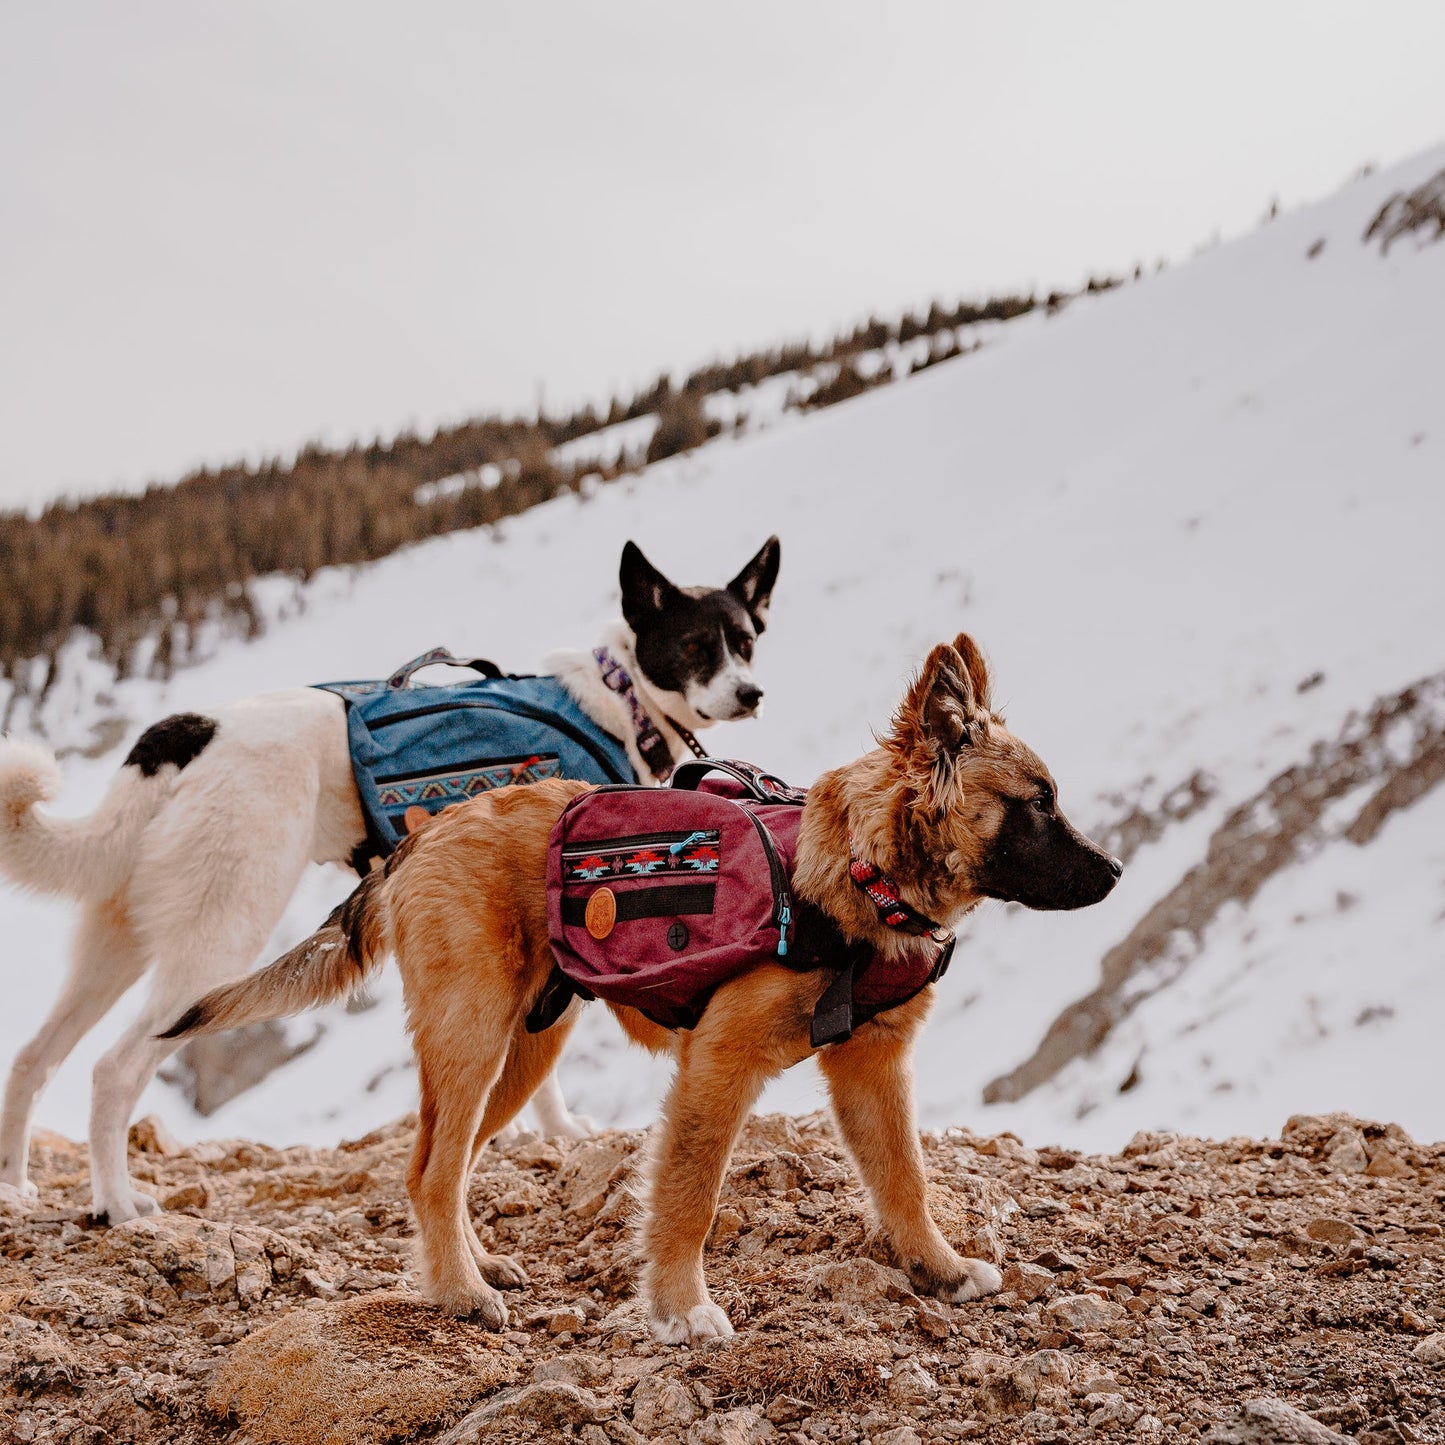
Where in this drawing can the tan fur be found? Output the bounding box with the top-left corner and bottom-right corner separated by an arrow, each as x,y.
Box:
172,635 -> 1105,1341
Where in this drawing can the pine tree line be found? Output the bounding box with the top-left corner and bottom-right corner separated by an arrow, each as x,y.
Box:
1,278 -> 1120,686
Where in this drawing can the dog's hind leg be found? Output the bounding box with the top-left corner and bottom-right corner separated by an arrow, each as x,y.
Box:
408,1029 -> 517,1324
472,1008 -> 581,1164
816,1001 -> 1002,1304
0,899 -> 149,1197
460,1014 -> 579,1284
87,782 -> 320,1224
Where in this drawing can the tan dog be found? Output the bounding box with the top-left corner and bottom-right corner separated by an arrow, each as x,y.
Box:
164,634 -> 1121,1345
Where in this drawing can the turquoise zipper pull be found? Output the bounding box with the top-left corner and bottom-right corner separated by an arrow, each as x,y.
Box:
777,901 -> 792,957
670,830 -> 709,856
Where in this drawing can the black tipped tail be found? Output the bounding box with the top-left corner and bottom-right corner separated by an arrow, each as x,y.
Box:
156,1003 -> 207,1040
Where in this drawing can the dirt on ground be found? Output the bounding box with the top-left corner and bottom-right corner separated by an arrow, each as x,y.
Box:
2,1110 -> 1443,1445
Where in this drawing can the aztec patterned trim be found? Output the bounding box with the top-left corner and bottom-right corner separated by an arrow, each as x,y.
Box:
847,836 -> 952,940
377,753 -> 561,811
562,829 -> 722,883
593,647 -> 676,781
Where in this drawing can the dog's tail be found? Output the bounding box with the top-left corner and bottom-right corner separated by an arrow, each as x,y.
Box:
158,869 -> 391,1041
0,736 -> 173,900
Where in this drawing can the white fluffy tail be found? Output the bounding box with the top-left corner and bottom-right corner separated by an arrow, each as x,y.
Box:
0,737 -> 171,900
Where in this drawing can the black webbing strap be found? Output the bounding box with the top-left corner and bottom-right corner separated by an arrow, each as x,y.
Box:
525,965 -> 596,1034
810,955 -> 868,1048
559,883 -> 716,926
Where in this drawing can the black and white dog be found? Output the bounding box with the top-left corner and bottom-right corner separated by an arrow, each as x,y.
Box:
0,537 -> 780,1222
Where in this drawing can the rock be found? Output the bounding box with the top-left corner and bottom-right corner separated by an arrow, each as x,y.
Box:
1203,1396 -> 1351,1444
630,1373 -> 702,1432
1364,1144 -> 1414,1179
688,1407 -> 777,1445
1002,1261 -> 1055,1301
912,1295 -> 952,1338
1085,1391 -> 1140,1426
162,1179 -> 215,1212
764,1395 -> 809,1425
441,1381 -> 606,1437
512,1139 -> 566,1171
1413,1332 -> 1445,1365
557,1136 -> 635,1218
887,1356 -> 939,1403
1323,1128 -> 1368,1174
978,1349 -> 1071,1417
1047,1293 -> 1127,1332
1072,1370 -> 1124,1397
809,1257 -> 912,1303
547,1305 -> 588,1335
973,1133 -> 1039,1164
103,1216 -> 237,1299
1304,1217 -> 1365,1250
875,1430 -> 923,1445
1124,1130 -> 1179,1157
1091,1264 -> 1147,1290
531,1352 -> 611,1388
729,1150 -> 812,1194
1356,1421 -> 1411,1445
128,1115 -> 184,1157
210,1291 -> 519,1445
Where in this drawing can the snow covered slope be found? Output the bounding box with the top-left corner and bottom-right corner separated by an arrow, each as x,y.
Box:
3,146 -> 1443,1155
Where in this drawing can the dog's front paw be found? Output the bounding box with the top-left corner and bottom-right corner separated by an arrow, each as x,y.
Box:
475,1252 -> 529,1290
649,1301 -> 734,1346
940,1258 -> 1003,1303
430,1279 -> 509,1329
0,1177 -> 39,1202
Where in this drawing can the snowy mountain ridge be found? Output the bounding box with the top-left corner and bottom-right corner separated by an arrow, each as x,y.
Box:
2,145 -> 1443,1157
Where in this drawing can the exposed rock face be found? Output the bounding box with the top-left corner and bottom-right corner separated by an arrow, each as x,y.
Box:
2,1111 -> 1444,1443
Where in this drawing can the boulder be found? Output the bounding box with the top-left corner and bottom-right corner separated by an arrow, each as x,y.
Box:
1203,1397 -> 1351,1444
208,1291 -> 519,1445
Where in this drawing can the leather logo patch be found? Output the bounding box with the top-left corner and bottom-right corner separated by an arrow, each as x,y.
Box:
585,887 -> 617,940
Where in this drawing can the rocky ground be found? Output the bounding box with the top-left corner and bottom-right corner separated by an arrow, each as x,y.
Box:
2,1110 -> 1443,1445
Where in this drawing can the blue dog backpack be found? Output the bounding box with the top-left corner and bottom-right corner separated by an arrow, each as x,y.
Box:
316,647 -> 635,864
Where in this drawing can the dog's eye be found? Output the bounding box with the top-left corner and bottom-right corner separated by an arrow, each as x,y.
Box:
731,632 -> 754,661
1031,790 -> 1055,815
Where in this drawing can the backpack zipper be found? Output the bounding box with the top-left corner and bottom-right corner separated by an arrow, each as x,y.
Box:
560,828 -> 720,857
743,809 -> 793,957
365,699 -> 630,784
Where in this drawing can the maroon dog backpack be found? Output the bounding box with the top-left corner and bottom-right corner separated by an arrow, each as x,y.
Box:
535,758 -> 954,1044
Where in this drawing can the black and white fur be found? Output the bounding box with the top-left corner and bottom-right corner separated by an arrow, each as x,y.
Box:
0,537 -> 780,1222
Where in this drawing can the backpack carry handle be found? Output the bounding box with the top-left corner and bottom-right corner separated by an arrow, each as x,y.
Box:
669,758 -> 808,805
386,647 -> 505,690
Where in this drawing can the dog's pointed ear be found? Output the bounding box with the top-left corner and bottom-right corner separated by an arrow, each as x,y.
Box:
889,642 -> 982,762
620,541 -> 681,632
727,536 -> 781,632
950,632 -> 992,714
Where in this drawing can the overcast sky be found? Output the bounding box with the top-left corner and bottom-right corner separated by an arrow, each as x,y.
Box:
2,2 -> 1442,510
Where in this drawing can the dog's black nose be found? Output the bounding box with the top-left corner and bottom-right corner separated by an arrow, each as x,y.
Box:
1106,854 -> 1124,879
737,684 -> 764,711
